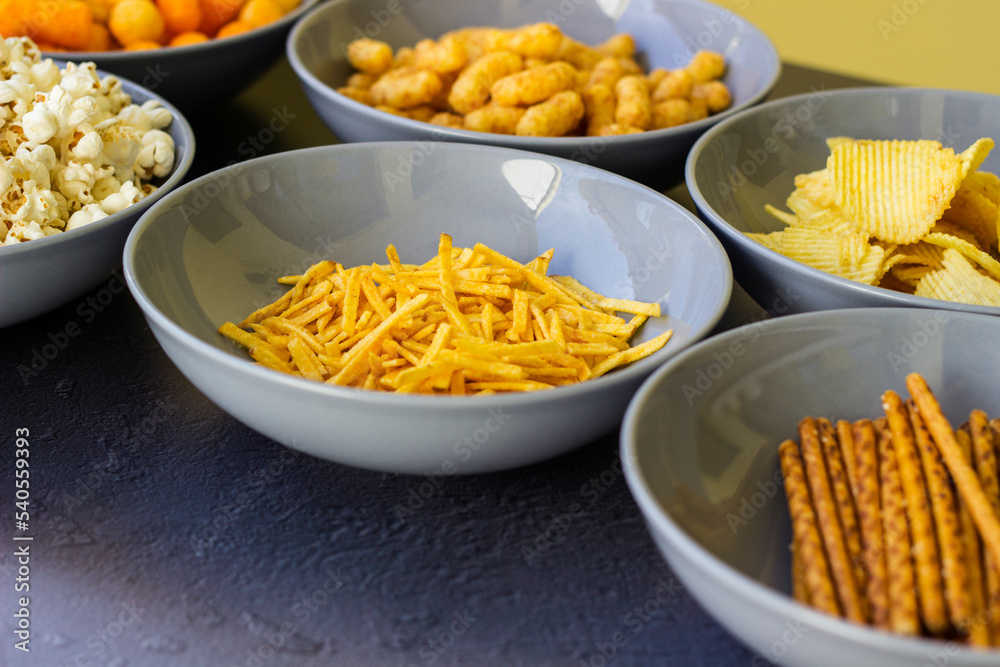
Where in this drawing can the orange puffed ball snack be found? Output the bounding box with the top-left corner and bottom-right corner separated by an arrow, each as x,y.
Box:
0,0 -> 301,50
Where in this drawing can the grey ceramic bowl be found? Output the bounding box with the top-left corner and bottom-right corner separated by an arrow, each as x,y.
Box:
124,142 -> 732,474
0,69 -> 195,329
286,0 -> 780,190
42,0 -> 320,114
622,306 -> 1000,666
686,86 -> 1000,316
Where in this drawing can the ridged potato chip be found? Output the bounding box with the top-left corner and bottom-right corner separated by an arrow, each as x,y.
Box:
828,139 -> 964,244
779,227 -> 884,284
914,248 -> 1000,306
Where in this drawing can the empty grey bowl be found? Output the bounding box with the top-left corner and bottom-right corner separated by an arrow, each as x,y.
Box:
0,68 -> 195,328
43,0 -> 320,114
623,306 -> 1000,666
287,0 -> 780,190
686,86 -> 1000,316
124,142 -> 732,474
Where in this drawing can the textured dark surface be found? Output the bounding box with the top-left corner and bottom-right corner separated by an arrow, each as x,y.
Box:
1,60 -> 869,666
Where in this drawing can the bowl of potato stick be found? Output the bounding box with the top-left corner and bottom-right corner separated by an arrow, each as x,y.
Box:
623,306 -> 1000,666
286,0 -> 779,190
123,141 -> 732,473
0,37 -> 194,328
12,0 -> 323,112
686,86 -> 1000,316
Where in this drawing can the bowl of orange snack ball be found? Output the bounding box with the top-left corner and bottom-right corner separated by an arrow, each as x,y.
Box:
286,0 -> 780,189
0,0 -> 319,111
622,306 -> 1000,666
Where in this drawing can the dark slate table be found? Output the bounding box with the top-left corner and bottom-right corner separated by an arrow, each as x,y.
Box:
1,61 -> 870,667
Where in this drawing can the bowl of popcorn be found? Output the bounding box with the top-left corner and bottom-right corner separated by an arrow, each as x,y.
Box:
286,0 -> 780,189
0,37 -> 194,328
1,0 -> 320,112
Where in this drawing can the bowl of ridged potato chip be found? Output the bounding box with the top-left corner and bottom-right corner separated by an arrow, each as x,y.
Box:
686,87 -> 1000,315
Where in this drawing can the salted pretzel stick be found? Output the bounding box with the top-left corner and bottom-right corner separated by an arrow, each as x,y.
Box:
970,409 -> 1000,643
791,535 -> 810,605
837,419 -> 860,502
906,374 -> 1000,580
875,418 -> 920,635
907,399 -> 972,638
799,417 -> 866,622
817,418 -> 868,620
779,439 -> 840,616
883,390 -> 948,634
956,428 -> 992,646
852,418 -> 890,629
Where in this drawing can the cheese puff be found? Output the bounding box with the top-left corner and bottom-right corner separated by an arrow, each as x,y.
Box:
429,112 -> 464,129
157,0 -> 201,34
392,46 -> 415,68
515,90 -> 584,137
271,0 -> 299,12
464,104 -> 526,135
651,99 -> 689,129
586,57 -> 624,91
553,36 -> 604,70
439,26 -> 492,61
686,97 -> 708,122
428,71 -> 457,110
337,87 -> 372,105
614,75 -> 651,130
448,51 -> 522,115
35,0 -> 95,51
685,49 -> 725,83
583,83 -> 615,136
598,123 -> 643,136
523,58 -> 548,69
651,69 -> 693,102
484,23 -> 562,59
646,68 -> 670,88
347,38 -> 393,76
346,72 -> 376,89
618,57 -> 642,75
239,0 -> 282,27
216,19 -> 253,38
490,61 -> 576,107
403,105 -> 436,122
413,36 -> 468,74
85,0 -> 116,23
596,33 -> 635,59
369,67 -> 443,109
109,0 -> 164,47
691,80 -> 731,113
197,0 -> 241,36
169,30 -> 209,46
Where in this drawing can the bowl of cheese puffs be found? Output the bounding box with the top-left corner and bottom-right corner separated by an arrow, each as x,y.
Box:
286,0 -> 780,189
686,86 -> 1000,316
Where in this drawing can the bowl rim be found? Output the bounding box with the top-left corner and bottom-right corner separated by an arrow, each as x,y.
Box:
39,0 -> 323,59
0,63 -> 196,258
285,0 -> 781,148
123,140 -> 734,409
621,305 -> 1000,661
684,85 -> 1000,316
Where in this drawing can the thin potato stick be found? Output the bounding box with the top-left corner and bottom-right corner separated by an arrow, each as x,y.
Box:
882,390 -> 948,634
779,439 -> 840,616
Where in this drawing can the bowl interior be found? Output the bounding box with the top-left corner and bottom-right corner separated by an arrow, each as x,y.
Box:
292,0 -> 778,124
127,142 -> 731,370
625,307 -> 1000,652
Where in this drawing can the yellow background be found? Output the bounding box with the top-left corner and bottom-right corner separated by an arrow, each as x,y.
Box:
723,0 -> 1000,95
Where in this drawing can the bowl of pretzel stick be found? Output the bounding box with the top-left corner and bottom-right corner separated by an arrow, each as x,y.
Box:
622,307 -> 1000,666
286,0 -> 780,189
